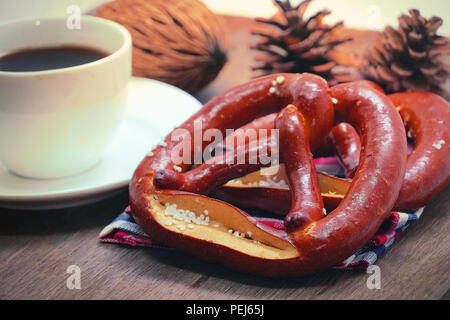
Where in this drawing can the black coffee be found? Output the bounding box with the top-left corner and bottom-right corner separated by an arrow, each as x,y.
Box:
0,46 -> 109,72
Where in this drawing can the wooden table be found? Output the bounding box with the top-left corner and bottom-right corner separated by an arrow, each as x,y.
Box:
0,16 -> 449,300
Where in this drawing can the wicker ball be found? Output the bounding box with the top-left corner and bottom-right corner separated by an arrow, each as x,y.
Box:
97,0 -> 227,93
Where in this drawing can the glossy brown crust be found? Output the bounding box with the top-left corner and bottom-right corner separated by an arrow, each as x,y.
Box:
153,135 -> 279,194
129,75 -> 407,277
151,73 -> 333,195
328,123 -> 361,178
215,92 -> 449,215
322,92 -> 450,211
212,185 -> 291,214
390,92 -> 450,211
131,72 -> 332,193
286,82 -> 406,271
275,105 -> 324,232
220,112 -> 334,158
221,113 -> 277,148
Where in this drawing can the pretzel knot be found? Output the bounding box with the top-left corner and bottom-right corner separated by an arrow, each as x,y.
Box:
129,73 -> 449,277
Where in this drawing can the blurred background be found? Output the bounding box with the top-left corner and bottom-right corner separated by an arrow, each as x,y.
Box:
1,0 -> 449,35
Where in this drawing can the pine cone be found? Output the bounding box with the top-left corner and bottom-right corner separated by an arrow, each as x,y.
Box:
251,0 -> 353,85
362,9 -> 450,100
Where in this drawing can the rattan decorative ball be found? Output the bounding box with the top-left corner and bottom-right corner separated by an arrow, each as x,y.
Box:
97,0 -> 227,93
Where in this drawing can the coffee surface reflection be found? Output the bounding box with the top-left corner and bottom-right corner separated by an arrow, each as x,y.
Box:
0,46 -> 109,72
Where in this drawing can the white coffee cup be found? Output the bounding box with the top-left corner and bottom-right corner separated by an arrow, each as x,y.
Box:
0,16 -> 132,179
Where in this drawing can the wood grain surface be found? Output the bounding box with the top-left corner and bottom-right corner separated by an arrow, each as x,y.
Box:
0,16 -> 449,300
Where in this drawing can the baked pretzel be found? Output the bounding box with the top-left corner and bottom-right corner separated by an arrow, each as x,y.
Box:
130,73 -> 412,277
217,92 -> 450,215
328,92 -> 450,211
391,92 -> 450,210
311,91 -> 450,211
328,123 -> 361,178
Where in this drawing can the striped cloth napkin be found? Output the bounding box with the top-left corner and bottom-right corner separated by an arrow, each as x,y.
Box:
99,157 -> 423,271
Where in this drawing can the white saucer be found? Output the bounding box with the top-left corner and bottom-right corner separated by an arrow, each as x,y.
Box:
0,77 -> 202,210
